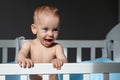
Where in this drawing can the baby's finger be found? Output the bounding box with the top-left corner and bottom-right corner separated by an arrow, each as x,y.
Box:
29,60 -> 34,67
58,59 -> 63,67
18,61 -> 23,67
26,60 -> 31,68
57,59 -> 63,70
52,59 -> 58,68
26,59 -> 34,68
21,61 -> 26,68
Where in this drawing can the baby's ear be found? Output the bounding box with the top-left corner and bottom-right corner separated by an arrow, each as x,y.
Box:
31,24 -> 37,34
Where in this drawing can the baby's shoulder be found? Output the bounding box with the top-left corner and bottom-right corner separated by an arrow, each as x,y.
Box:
53,42 -> 63,48
22,40 -> 33,46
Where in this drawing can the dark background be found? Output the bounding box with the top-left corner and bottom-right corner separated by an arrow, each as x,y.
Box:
0,0 -> 118,40
0,0 -> 119,62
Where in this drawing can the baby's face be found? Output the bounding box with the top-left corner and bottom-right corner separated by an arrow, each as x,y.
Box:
36,13 -> 59,47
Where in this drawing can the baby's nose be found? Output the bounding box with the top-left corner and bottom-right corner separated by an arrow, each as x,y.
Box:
48,31 -> 53,36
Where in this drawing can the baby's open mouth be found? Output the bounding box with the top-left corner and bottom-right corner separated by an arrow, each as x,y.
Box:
45,39 -> 53,42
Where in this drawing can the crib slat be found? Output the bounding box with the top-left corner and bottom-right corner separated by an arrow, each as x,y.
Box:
83,74 -> 90,80
20,75 -> 28,80
77,48 -> 82,62
103,73 -> 109,80
91,48 -> 95,60
102,48 -> 108,58
63,74 -> 69,80
0,75 -> 5,80
63,48 -> 68,57
43,75 -> 49,80
2,48 -> 8,63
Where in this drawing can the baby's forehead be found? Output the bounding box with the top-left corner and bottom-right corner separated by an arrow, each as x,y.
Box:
35,12 -> 59,22
38,11 -> 54,16
35,11 -> 59,24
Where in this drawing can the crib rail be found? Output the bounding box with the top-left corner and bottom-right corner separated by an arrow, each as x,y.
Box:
0,63 -> 120,80
0,40 -> 16,63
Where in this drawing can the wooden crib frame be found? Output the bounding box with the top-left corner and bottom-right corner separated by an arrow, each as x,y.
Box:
0,39 -> 120,80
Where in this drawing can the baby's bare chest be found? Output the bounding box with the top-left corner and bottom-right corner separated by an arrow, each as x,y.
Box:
30,47 -> 56,63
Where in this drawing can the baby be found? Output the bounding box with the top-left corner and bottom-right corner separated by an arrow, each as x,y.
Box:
17,4 -> 67,80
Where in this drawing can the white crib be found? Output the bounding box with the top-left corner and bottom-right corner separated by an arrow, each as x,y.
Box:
0,23 -> 120,80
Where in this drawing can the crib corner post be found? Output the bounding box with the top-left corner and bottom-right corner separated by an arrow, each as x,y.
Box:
113,40 -> 120,62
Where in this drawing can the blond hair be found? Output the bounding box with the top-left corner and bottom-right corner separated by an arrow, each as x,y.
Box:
33,4 -> 60,25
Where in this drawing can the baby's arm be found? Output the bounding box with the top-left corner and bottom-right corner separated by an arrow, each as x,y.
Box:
17,41 -> 34,68
52,44 -> 67,70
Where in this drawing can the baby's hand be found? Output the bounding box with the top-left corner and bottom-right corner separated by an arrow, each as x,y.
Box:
52,59 -> 63,70
18,58 -> 34,68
